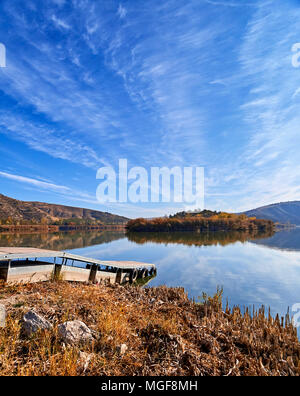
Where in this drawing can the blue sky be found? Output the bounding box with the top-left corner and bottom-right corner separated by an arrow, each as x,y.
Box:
0,0 -> 300,218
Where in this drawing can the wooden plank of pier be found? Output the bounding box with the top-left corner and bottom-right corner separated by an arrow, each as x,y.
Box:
0,247 -> 155,270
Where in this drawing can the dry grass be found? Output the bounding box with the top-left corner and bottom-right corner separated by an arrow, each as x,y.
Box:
0,281 -> 299,376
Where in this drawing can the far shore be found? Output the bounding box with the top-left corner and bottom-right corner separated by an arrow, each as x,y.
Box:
126,215 -> 275,233
0,223 -> 126,234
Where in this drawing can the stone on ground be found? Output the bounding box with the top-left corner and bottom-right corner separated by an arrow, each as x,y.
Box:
58,320 -> 94,345
23,310 -> 52,336
0,304 -> 5,328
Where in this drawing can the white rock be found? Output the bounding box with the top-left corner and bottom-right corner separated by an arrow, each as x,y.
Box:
119,343 -> 128,355
58,320 -> 94,345
23,310 -> 52,336
0,304 -> 5,328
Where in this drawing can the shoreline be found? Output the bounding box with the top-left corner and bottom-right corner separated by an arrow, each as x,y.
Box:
0,224 -> 126,234
0,281 -> 299,376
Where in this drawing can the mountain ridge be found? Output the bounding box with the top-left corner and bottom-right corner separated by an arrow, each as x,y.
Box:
0,194 -> 129,224
242,201 -> 300,225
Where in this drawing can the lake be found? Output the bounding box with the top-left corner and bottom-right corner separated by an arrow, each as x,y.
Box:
1,228 -> 300,322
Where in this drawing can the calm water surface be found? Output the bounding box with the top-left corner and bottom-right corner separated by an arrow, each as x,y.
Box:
1,228 -> 300,319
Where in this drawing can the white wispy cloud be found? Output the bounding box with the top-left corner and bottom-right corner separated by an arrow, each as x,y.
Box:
204,0 -> 300,211
0,113 -> 108,168
204,0 -> 257,7
0,171 -> 70,192
0,170 -> 105,207
117,4 -> 127,19
52,0 -> 66,6
51,14 -> 71,30
103,1 -> 228,166
1,0 -> 299,216
0,2 -> 129,168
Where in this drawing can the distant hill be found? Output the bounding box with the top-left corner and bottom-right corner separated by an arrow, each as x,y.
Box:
0,194 -> 128,224
242,201 -> 300,225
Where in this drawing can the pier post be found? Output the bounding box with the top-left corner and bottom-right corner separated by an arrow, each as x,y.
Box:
53,263 -> 62,281
116,268 -> 123,284
88,264 -> 97,283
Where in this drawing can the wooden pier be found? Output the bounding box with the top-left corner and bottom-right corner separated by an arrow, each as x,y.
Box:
0,247 -> 156,285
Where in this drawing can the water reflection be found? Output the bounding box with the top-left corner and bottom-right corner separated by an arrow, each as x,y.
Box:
127,230 -> 275,247
0,230 -> 125,251
1,228 -> 300,324
253,227 -> 300,252
124,229 -> 300,323
0,229 -> 275,251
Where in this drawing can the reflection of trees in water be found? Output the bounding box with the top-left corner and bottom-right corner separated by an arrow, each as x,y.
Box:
0,229 -> 276,250
126,230 -> 275,247
0,231 -> 126,250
